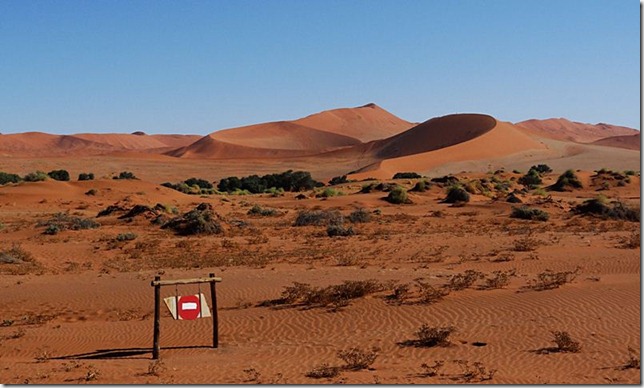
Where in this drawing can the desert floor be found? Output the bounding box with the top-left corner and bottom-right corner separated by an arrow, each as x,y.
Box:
0,168 -> 640,384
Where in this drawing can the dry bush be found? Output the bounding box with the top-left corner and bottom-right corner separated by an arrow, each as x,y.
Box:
512,234 -> 541,252
294,209 -> 343,226
419,361 -> 445,377
401,324 -> 455,347
452,360 -> 496,382
385,283 -> 411,305
481,270 -> 516,289
326,224 -> 355,237
551,331 -> 581,353
445,270 -> 484,291
0,244 -> 42,275
348,208 -> 372,223
525,268 -> 579,291
161,203 -> 223,235
337,346 -> 380,370
621,347 -> 640,370
416,280 -> 449,304
305,363 -> 341,379
619,230 -> 640,249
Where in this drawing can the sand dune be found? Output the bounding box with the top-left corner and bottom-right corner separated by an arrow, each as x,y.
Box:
293,103 -> 413,142
591,133 -> 641,151
516,118 -> 639,143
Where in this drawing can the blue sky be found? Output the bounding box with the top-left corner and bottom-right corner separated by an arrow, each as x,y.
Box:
0,0 -> 639,134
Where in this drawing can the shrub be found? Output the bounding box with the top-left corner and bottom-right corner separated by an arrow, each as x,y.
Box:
317,188 -> 341,198
294,210 -> 343,226
482,270 -> 515,289
410,180 -> 430,192
0,172 -> 22,185
328,175 -> 349,186
411,324 -> 455,347
511,206 -> 549,221
386,187 -> 409,204
218,170 -> 321,193
43,224 -> 61,235
116,232 -> 137,241
161,203 -> 223,235
551,331 -> 581,353
415,280 -> 449,304
327,224 -> 354,237
360,183 -> 378,193
622,347 -> 641,370
445,270 -> 484,291
247,204 -> 277,216
263,279 -> 386,310
531,164 -> 552,174
23,171 -> 48,182
506,193 -> 522,203
348,208 -> 371,223
337,347 -> 379,370
38,213 -> 100,232
624,170 -> 637,176
518,169 -> 542,188
184,177 -> 213,189
47,169 -> 70,181
393,172 -> 421,179
573,198 -> 639,222
306,364 -> 341,379
550,169 -> 582,191
78,172 -> 94,181
0,244 -> 34,264
526,269 -> 579,291
85,189 -> 98,196
113,171 -> 137,180
443,185 -> 470,203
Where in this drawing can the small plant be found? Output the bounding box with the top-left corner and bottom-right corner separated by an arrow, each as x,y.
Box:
572,197 -> 639,222
481,270 -> 515,289
161,203 -> 223,235
410,324 -> 455,347
385,283 -> 411,305
327,224 -> 354,237
305,363 -> 341,379
443,185 -> 470,204
43,224 -> 61,235
47,169 -> 70,181
621,347 -> 640,370
415,280 -> 449,304
317,187 -> 341,198
78,172 -> 95,181
531,164 -> 552,174
526,268 -> 579,291
445,270 -> 484,291
0,172 -> 22,185
551,331 -> 581,353
337,346 -> 379,370
619,230 -> 640,249
328,175 -> 349,185
511,206 -> 549,221
84,365 -> 101,381
518,169 -> 542,188
113,171 -> 137,180
348,208 -> 371,223
247,204 -> 278,216
23,171 -> 48,182
85,188 -> 98,196
550,169 -> 583,191
410,180 -> 430,192
116,232 -> 137,241
453,360 -> 496,382
393,172 -> 421,179
385,187 -> 410,204
147,359 -> 167,376
419,361 -> 445,377
512,234 -> 540,252
294,209 -> 343,226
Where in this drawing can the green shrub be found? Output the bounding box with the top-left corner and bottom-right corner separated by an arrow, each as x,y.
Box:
38,213 -> 100,232
550,169 -> 583,191
161,203 -> 223,235
386,187 -> 409,204
23,171 -> 48,182
410,180 -> 430,192
184,177 -> 213,189
511,206 -> 550,221
43,224 -> 61,235
247,204 -> 277,216
530,164 -> 552,174
218,170 -> 321,193
116,232 -> 137,241
518,169 -> 542,188
113,171 -> 137,180
47,170 -> 70,181
572,197 -> 639,221
360,183 -> 378,193
0,172 -> 22,185
78,172 -> 94,181
393,172 -> 422,179
624,170 -> 637,176
444,185 -> 470,203
328,175 -> 349,186
317,188 -> 341,198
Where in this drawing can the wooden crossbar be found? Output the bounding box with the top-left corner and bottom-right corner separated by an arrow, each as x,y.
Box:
151,276 -> 222,287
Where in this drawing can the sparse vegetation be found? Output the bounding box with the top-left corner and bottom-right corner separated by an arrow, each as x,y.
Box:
113,171 -> 137,180
337,346 -> 379,370
218,170 -> 321,193
0,172 -> 22,185
328,175 -> 349,186
393,172 -> 422,179
348,208 -> 371,223
47,169 -> 70,181
621,347 -> 641,370
443,185 -> 470,203
453,360 -> 496,382
116,232 -> 137,241
294,209 -> 343,226
530,164 -> 552,174
410,180 -> 430,192
572,197 -> 639,222
247,204 -> 278,216
38,212 -> 100,233
327,223 -> 354,237
23,171 -> 48,182
550,331 -> 581,353
306,363 -> 341,379
317,187 -> 342,198
549,169 -> 583,191
385,186 -> 410,204
511,206 -> 549,221
402,324 -> 455,347
525,268 -> 579,291
78,172 -> 94,181
445,270 -> 484,291
518,168 -> 543,188
161,203 -> 223,235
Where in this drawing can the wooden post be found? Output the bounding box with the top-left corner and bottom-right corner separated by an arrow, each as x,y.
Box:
152,275 -> 161,359
209,272 -> 219,348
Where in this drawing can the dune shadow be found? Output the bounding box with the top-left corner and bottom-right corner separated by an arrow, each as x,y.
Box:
54,345 -> 214,360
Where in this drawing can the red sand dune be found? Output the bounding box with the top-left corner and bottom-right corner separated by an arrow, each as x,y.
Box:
591,133 -> 641,151
347,114 -> 545,180
293,103 -> 413,142
516,118 -> 639,143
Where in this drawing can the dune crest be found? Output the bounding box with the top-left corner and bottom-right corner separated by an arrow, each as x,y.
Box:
516,118 -> 638,143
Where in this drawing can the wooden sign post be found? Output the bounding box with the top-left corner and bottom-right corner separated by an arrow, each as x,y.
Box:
151,273 -> 222,359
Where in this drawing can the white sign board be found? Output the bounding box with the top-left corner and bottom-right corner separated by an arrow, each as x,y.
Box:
163,293 -> 211,320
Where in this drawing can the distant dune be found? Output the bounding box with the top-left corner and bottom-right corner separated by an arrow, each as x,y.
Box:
515,118 -> 639,143
590,133 -> 641,150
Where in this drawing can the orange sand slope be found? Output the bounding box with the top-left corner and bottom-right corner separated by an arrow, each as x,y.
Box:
591,133 -> 641,151
515,118 -> 639,143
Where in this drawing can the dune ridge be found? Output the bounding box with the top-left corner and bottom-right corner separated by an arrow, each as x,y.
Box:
516,118 -> 639,143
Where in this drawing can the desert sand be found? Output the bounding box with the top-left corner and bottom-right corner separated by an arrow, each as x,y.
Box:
0,105 -> 640,384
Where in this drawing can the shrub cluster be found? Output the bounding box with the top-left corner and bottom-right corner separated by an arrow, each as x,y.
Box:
386,187 -> 410,204
294,209 -> 343,226
217,170 -> 321,193
392,172 -> 422,179
162,179 -> 218,195
443,185 -> 470,203
247,204 -> 278,216
38,212 -> 100,234
161,203 -> 223,235
572,197 -> 639,222
510,206 -> 549,221
549,169 -> 582,191
328,175 -> 349,186
78,172 -> 95,181
23,171 -> 48,182
264,279 -> 386,310
113,171 -> 137,180
518,168 -> 542,188
348,208 -> 371,223
47,169 -> 70,181
0,172 -> 22,185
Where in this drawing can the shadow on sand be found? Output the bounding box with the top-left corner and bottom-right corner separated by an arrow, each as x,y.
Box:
54,345 -> 215,360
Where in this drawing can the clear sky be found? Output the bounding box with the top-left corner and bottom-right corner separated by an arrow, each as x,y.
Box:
0,0 -> 639,134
